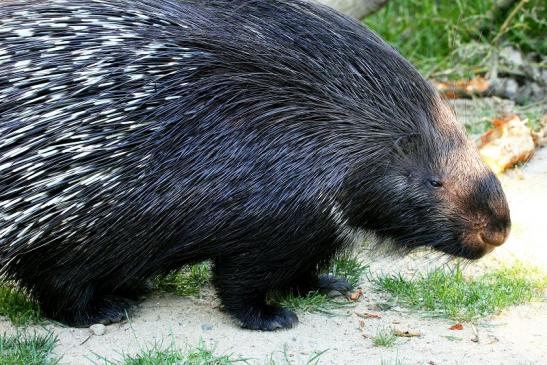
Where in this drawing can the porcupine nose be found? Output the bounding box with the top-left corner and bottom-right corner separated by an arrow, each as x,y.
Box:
479,225 -> 510,247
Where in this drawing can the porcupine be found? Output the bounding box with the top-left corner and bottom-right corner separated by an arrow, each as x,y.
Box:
0,0 -> 510,330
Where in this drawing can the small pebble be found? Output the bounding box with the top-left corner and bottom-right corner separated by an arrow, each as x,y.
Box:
201,323 -> 214,331
89,323 -> 106,336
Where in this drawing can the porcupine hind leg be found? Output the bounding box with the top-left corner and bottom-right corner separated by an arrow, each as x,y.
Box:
12,253 -> 141,326
64,277 -> 154,326
35,281 -> 139,327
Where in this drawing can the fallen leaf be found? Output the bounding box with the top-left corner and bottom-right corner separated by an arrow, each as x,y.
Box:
433,76 -> 491,99
449,323 -> 464,330
394,329 -> 422,337
355,311 -> 381,319
477,114 -> 535,173
358,319 -> 367,338
349,289 -> 363,301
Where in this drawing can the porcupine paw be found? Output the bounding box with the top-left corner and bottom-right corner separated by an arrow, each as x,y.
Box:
237,304 -> 299,331
70,295 -> 137,327
317,275 -> 352,297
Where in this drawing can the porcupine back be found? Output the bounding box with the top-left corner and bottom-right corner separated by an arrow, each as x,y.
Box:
0,0 -> 426,269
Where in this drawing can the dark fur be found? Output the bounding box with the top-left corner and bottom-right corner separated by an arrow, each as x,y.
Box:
0,0 -> 510,330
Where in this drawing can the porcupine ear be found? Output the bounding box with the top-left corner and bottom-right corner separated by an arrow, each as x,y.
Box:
393,133 -> 418,155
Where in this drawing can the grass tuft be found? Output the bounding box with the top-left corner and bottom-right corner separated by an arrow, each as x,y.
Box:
271,291 -> 352,315
372,327 -> 397,347
272,255 -> 368,314
95,341 -> 243,365
157,255 -> 368,316
0,331 -> 59,365
154,262 -> 212,297
265,344 -> 327,365
364,0 -> 546,79
327,256 -> 369,288
0,283 -> 43,326
373,263 -> 547,321
380,358 -> 406,365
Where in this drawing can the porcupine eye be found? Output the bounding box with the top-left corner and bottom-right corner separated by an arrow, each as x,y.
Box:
429,179 -> 443,188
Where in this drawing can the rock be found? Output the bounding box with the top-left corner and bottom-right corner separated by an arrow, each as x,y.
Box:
522,64 -> 544,86
499,46 -> 524,68
448,98 -> 515,127
201,323 -> 214,331
516,82 -> 545,104
315,0 -> 389,19
455,41 -> 490,65
490,78 -> 519,100
89,323 -> 106,336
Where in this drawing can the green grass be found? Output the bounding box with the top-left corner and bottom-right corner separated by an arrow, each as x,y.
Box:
379,358 -> 405,365
326,256 -> 369,288
157,256 -> 368,316
372,327 -> 397,347
272,255 -> 368,315
271,291 -> 351,315
364,0 -> 546,79
373,263 -> 547,321
521,104 -> 546,132
0,283 -> 43,326
265,344 -> 327,365
154,262 -> 212,297
0,332 -> 59,365
461,98 -> 545,135
95,341 -> 244,365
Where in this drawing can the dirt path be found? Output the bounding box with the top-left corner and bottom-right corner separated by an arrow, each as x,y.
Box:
1,148 -> 546,364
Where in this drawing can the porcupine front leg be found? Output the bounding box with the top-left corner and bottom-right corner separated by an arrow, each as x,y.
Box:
284,236 -> 353,298
291,274 -> 353,297
212,255 -> 299,331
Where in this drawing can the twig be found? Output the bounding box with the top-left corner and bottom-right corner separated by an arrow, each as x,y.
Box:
487,0 -> 529,80
492,0 -> 530,45
478,0 -> 519,37
471,323 -> 480,343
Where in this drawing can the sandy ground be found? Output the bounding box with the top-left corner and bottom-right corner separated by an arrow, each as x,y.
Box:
1,129 -> 546,364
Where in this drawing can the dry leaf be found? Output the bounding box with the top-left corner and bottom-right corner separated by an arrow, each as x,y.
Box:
449,323 -> 464,330
434,76 -> 491,99
393,329 -> 422,337
358,319 -> 367,338
477,114 -> 535,174
355,311 -> 381,319
349,289 -> 363,301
